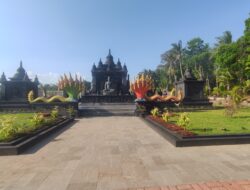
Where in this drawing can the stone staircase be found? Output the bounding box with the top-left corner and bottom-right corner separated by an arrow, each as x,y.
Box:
78,102 -> 136,117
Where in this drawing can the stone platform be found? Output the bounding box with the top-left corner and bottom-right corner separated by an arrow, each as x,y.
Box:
79,102 -> 136,116
80,95 -> 135,103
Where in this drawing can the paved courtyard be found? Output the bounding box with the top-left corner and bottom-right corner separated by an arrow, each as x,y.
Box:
0,116 -> 250,190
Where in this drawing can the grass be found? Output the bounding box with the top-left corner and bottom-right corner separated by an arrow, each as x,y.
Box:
0,112 -> 34,127
0,112 -> 58,142
168,107 -> 250,135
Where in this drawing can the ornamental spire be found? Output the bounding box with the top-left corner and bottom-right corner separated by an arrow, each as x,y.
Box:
105,49 -> 114,65
0,72 -> 7,82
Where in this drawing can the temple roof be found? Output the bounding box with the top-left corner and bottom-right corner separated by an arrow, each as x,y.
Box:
0,72 -> 7,83
105,49 -> 115,66
92,63 -> 97,71
23,72 -> 30,82
122,64 -> 127,72
92,50 -> 128,74
10,61 -> 27,81
116,58 -> 122,69
98,59 -> 103,68
3,61 -> 40,84
34,75 -> 39,85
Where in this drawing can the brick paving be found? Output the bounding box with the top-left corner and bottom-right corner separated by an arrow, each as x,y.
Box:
0,116 -> 250,190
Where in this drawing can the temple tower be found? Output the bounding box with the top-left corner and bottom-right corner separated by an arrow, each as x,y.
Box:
90,50 -> 130,95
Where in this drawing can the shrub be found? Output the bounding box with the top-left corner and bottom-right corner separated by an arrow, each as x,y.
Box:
136,105 -> 146,112
0,117 -> 17,141
224,98 -> 237,117
51,107 -> 59,119
162,111 -> 170,122
177,112 -> 190,130
135,105 -> 146,116
150,107 -> 159,117
31,113 -> 45,126
67,106 -> 76,118
230,86 -> 244,105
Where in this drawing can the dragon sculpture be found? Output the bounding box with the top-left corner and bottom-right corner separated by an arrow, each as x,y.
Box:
130,74 -> 183,103
28,90 -> 69,103
28,73 -> 84,103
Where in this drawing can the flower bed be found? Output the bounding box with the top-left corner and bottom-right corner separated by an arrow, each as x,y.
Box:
0,111 -> 61,142
143,109 -> 250,147
147,115 -> 194,137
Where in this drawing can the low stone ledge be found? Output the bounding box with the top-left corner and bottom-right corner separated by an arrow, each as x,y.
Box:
0,118 -> 74,155
143,116 -> 250,147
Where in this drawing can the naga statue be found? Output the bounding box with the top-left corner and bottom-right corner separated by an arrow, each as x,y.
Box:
130,74 -> 183,103
28,90 -> 69,103
28,73 -> 84,103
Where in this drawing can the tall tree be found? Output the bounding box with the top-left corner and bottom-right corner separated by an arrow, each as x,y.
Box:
243,16 -> 250,80
161,40 -> 184,89
184,38 -> 214,83
215,31 -> 233,47
171,40 -> 184,79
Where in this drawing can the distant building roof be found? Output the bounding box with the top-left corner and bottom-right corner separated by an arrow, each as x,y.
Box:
10,61 -> 28,81
92,50 -> 127,74
0,72 -> 7,83
105,49 -> 115,66
3,61 -> 40,84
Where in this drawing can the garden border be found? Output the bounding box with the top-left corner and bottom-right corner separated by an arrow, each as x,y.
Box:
0,118 -> 74,155
143,116 -> 250,147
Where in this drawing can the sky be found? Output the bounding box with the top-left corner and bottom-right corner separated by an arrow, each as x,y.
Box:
0,0 -> 249,84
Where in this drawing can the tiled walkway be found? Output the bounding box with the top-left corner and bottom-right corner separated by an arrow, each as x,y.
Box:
131,180 -> 250,190
0,116 -> 250,190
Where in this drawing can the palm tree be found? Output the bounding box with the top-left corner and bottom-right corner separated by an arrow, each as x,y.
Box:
215,31 -> 232,47
170,40 -> 184,79
217,68 -> 232,91
161,48 -> 179,88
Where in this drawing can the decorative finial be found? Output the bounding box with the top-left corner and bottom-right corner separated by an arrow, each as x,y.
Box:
34,75 -> 39,84
123,63 -> 127,71
92,63 -> 96,71
108,49 -> 111,55
20,60 -> 23,68
0,72 -> 7,82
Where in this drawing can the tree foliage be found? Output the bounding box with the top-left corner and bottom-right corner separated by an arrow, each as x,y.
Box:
144,15 -> 250,97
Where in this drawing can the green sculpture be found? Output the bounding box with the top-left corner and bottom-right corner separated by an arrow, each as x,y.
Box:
28,73 -> 84,103
58,73 -> 84,101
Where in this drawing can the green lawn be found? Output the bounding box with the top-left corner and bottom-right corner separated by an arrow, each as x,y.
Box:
0,112 -> 56,142
0,112 -> 34,127
170,108 -> 250,135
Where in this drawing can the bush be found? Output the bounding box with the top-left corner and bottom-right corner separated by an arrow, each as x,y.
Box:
0,117 -> 17,141
31,113 -> 45,126
177,112 -> 190,129
150,107 -> 159,117
162,111 -> 171,122
51,107 -> 59,119
67,106 -> 76,118
224,98 -> 237,117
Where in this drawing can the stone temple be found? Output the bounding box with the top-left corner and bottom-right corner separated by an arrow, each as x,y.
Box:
0,61 -> 39,102
90,50 -> 130,95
